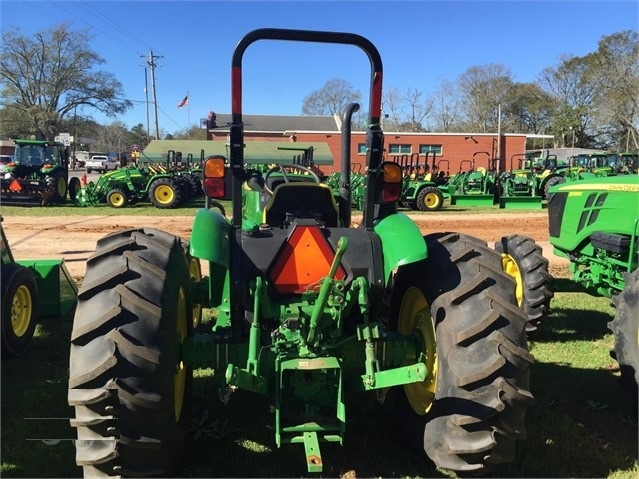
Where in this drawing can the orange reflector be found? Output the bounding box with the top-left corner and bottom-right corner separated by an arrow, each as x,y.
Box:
204,157 -> 226,178
269,226 -> 345,294
382,162 -> 402,183
9,179 -> 22,192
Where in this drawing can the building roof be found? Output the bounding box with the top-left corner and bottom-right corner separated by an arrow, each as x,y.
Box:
210,113 -> 339,133
141,139 -> 334,165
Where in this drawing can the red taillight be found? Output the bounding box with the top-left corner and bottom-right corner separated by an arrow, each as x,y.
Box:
203,178 -> 225,198
381,183 -> 402,203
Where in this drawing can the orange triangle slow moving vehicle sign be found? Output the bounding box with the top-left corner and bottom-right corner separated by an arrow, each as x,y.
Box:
269,226 -> 345,294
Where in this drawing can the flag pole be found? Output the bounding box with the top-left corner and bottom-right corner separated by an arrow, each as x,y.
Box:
187,90 -> 190,139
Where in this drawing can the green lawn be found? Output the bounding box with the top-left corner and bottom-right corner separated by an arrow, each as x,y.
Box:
2,271 -> 637,478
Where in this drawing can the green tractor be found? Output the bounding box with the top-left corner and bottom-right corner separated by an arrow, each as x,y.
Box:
1,216 -> 77,359
0,139 -> 80,206
396,152 -> 448,211
442,151 -> 499,206
67,28 -> 533,477
496,154 -> 575,208
547,175 -> 639,390
76,160 -> 193,209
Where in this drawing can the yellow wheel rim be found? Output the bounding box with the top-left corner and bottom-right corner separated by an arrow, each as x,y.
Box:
154,185 -> 174,205
110,193 -> 125,207
189,257 -> 202,328
501,253 -> 524,307
11,285 -> 33,337
174,286 -> 187,421
398,287 -> 437,414
424,192 -> 440,209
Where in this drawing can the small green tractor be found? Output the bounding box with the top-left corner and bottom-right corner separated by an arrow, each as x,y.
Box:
76,158 -> 200,208
547,175 -> 639,390
441,151 -> 499,206
496,154 -> 574,208
0,139 -> 80,206
1,216 -> 77,359
68,28 -> 533,477
396,152 -> 448,211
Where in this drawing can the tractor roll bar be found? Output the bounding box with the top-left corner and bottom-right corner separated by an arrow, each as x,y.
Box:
229,28 -> 384,230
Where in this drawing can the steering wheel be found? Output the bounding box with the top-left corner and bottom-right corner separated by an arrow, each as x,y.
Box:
263,164 -> 320,194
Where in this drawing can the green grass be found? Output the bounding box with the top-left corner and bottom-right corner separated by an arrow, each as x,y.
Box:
1,265 -> 636,478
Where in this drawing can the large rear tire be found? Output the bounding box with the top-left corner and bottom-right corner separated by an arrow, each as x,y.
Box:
495,234 -> 554,331
46,170 -> 68,203
543,175 -> 565,201
68,228 -> 193,477
1,263 -> 39,359
390,232 -> 533,474
609,269 -> 639,393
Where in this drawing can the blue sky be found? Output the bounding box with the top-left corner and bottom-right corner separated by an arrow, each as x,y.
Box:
1,0 -> 637,134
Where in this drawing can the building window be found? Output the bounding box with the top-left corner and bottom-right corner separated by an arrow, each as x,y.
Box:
419,144 -> 442,155
389,144 -> 411,155
357,143 -> 367,154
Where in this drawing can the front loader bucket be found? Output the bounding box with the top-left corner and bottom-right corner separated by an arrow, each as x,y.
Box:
15,259 -> 78,317
498,195 -> 543,209
450,194 -> 496,206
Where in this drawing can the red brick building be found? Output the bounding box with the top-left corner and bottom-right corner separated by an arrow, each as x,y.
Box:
206,113 -> 529,175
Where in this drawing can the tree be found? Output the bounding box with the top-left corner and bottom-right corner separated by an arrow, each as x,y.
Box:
457,64 -> 514,132
0,22 -> 131,140
382,87 -> 433,132
503,82 -> 554,135
588,30 -> 639,150
430,79 -> 463,132
539,54 -> 602,147
301,78 -> 361,116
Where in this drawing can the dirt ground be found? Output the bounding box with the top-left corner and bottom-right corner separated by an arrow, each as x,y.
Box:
2,211 -> 568,283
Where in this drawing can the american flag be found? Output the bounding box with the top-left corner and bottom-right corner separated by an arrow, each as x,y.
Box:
177,95 -> 188,109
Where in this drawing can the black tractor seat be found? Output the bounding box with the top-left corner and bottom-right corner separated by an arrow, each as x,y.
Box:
263,182 -> 339,228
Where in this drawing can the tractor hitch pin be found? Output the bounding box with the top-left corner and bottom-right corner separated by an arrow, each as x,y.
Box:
219,385 -> 237,405
307,236 -> 348,345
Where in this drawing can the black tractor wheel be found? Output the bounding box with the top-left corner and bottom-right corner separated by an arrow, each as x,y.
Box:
543,175 -> 565,201
46,170 -> 68,203
495,234 -> 554,331
149,177 -> 182,209
415,186 -> 444,211
68,176 -> 81,202
177,176 -> 194,204
106,188 -> 129,208
1,263 -> 39,359
389,232 -> 533,474
609,269 -> 639,393
188,172 -> 204,197
68,228 -> 193,477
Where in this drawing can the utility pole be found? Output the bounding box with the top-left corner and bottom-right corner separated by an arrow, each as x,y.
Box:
144,67 -> 151,145
142,50 -> 162,140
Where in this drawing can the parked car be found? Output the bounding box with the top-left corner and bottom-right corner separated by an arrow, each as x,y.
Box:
85,155 -> 119,174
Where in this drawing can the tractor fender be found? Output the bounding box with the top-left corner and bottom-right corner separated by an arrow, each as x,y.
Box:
374,212 -> 427,282
190,208 -> 231,268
